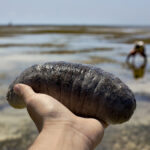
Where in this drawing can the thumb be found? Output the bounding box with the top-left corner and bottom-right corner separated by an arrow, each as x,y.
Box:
14,83 -> 35,104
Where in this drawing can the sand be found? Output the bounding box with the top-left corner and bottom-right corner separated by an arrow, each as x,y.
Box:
0,100 -> 149,150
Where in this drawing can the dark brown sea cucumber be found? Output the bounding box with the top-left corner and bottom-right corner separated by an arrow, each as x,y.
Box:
7,61 -> 136,124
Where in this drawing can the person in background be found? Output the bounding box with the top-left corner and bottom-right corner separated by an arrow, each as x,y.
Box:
127,59 -> 147,79
127,41 -> 147,62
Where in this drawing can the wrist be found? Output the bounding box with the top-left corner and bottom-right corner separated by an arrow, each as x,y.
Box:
29,116 -> 104,150
41,120 -> 94,150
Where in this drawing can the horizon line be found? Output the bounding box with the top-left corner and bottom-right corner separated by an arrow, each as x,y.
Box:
0,23 -> 150,28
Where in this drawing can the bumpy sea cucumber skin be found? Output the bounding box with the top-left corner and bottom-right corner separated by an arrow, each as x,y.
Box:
7,61 -> 136,124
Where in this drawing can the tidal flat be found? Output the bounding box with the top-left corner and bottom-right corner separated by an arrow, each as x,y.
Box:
0,25 -> 150,150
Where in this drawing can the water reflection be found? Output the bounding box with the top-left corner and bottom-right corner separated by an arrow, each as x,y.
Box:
127,59 -> 147,79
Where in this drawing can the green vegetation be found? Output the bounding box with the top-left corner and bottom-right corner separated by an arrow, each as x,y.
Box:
125,38 -> 150,44
82,56 -> 117,64
38,47 -> 113,55
0,43 -> 66,48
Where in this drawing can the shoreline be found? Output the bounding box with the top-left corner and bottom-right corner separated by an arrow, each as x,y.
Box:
0,25 -> 150,150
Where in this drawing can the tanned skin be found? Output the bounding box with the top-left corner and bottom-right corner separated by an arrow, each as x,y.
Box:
14,84 -> 106,150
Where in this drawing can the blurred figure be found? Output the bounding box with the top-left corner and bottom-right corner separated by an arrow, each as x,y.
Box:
127,41 -> 147,62
127,58 -> 147,79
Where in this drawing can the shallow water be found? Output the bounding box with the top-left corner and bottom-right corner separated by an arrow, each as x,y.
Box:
0,25 -> 150,150
0,26 -> 150,98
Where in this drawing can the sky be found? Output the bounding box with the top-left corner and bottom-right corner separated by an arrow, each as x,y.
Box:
0,0 -> 150,26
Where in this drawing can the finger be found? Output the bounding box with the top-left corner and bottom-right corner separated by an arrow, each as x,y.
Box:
14,83 -> 35,104
99,119 -> 108,128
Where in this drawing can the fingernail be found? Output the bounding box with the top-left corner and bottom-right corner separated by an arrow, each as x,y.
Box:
14,84 -> 21,95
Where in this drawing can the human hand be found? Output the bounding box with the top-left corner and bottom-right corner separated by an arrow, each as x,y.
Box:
14,84 -> 106,150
